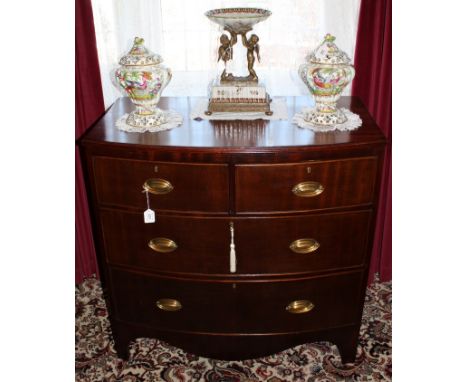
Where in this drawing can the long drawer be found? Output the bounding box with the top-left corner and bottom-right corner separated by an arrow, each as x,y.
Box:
101,209 -> 371,275
235,157 -> 378,213
109,268 -> 364,333
93,157 -> 230,212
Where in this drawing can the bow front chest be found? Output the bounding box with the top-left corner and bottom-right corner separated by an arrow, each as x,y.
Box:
79,96 -> 386,362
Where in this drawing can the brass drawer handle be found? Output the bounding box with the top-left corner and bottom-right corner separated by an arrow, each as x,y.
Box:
143,178 -> 174,195
289,238 -> 320,254
292,181 -> 324,197
148,238 -> 178,253
286,300 -> 315,314
156,299 -> 182,312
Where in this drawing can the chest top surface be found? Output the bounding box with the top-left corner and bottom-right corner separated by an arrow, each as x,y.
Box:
80,96 -> 385,151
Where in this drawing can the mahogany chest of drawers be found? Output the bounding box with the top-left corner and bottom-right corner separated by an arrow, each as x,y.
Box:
79,96 -> 386,362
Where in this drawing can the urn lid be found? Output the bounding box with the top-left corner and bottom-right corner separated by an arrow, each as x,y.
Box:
306,34 -> 352,65
119,37 -> 163,66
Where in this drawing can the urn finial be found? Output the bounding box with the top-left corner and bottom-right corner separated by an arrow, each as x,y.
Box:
324,34 -> 336,42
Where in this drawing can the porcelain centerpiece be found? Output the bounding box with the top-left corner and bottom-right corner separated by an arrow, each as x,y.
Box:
299,34 -> 355,125
204,8 -> 273,115
205,8 -> 271,33
114,37 -> 172,128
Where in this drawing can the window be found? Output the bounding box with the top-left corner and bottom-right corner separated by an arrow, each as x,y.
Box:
92,0 -> 361,107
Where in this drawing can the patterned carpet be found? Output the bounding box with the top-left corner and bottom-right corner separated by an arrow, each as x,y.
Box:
76,277 -> 391,381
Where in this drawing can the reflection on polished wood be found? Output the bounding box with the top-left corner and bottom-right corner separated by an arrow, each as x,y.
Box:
81,96 -> 386,150
213,120 -> 267,146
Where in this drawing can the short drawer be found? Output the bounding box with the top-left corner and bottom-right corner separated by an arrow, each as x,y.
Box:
109,268 -> 364,333
233,210 -> 372,274
93,157 -> 229,212
101,209 -> 371,276
235,157 -> 378,213
101,209 -> 232,274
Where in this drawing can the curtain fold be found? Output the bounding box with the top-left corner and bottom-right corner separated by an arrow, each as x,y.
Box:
76,0 -> 105,283
352,0 -> 392,282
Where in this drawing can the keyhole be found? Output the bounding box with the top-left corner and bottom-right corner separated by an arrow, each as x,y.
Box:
154,166 -> 158,173
307,167 -> 311,174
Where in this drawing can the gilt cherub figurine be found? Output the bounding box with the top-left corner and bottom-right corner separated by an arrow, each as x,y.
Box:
218,30 -> 237,81
241,33 -> 260,81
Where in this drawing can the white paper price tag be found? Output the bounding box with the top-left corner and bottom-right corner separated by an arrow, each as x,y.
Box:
142,189 -> 156,223
143,208 -> 156,223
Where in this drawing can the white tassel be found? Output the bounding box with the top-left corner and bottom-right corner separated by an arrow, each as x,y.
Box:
229,222 -> 236,273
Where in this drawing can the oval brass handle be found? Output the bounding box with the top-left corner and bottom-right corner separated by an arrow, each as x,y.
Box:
292,181 -> 324,197
286,300 -> 315,314
143,178 -> 173,195
156,299 -> 182,312
289,238 -> 320,254
148,238 -> 178,253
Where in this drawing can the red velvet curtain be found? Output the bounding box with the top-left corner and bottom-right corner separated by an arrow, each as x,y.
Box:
352,0 -> 392,282
75,0 -> 105,283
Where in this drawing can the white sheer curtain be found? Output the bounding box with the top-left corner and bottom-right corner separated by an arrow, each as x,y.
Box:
91,0 -> 361,108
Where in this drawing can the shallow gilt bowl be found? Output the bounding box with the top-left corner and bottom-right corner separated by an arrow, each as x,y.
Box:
205,8 -> 271,33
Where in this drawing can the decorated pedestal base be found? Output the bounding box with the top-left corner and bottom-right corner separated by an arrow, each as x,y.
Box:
302,106 -> 348,125
124,107 -> 166,128
293,107 -> 362,132
206,81 -> 272,115
116,109 -> 183,133
192,97 -> 287,121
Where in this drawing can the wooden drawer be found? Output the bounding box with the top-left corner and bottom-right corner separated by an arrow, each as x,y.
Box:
101,209 -> 371,275
101,209 -> 231,274
235,157 -> 378,213
109,268 -> 364,333
93,157 -> 229,212
233,210 -> 371,274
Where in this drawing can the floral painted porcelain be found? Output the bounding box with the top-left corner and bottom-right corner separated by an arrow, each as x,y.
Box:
205,8 -> 271,33
299,34 -> 355,125
114,37 -> 172,128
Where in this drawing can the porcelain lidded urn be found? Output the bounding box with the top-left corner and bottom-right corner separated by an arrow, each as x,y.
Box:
299,34 -> 355,125
114,37 -> 172,128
